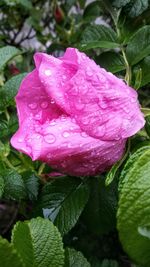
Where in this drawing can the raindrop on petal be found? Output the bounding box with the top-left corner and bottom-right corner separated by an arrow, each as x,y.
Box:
44,133 -> 56,144
28,103 -> 37,110
45,69 -> 52,76
62,131 -> 70,138
40,101 -> 49,109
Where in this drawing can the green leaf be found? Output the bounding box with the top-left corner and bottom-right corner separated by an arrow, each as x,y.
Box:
126,26 -> 150,65
96,51 -> 125,73
137,56 -> 150,87
3,170 -> 26,200
37,177 -> 89,235
23,172 -> 39,201
145,115 -> 150,137
83,1 -> 102,21
80,25 -> 119,50
112,0 -> 131,8
141,108 -> 150,117
105,140 -> 130,186
100,259 -> 119,267
0,175 -> 5,198
0,73 -> 26,111
125,0 -> 149,18
80,41 -> 119,51
12,217 -> 64,267
65,248 -> 91,267
83,177 -> 117,235
0,237 -> 23,267
117,147 -> 150,267
0,46 -> 21,70
119,146 -> 150,191
138,226 -> 150,239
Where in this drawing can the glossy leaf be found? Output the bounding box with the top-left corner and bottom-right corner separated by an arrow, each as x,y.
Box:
0,73 -> 26,111
0,237 -> 23,267
83,177 -> 117,235
65,248 -> 91,267
117,148 -> 150,267
0,46 -> 21,70
38,177 -> 89,235
80,25 -> 119,50
12,217 -> 64,267
96,51 -> 125,73
126,26 -> 150,65
3,170 -> 26,200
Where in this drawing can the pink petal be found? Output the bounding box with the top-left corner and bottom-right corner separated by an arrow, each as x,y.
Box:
11,113 -> 126,176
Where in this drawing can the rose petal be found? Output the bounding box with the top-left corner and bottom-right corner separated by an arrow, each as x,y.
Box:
11,113 -> 125,176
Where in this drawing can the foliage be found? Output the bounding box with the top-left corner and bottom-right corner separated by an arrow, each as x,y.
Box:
1,0 -> 150,266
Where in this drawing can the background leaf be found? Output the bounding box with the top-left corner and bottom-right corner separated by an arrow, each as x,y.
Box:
3,170 -> 26,200
0,175 -> 5,198
96,51 -> 125,73
117,148 -> 150,267
0,73 -> 27,111
12,217 -> 64,267
80,25 -> 119,50
0,237 -> 23,267
83,177 -> 117,235
126,26 -> 150,65
0,46 -> 21,70
65,248 -> 91,267
37,176 -> 89,235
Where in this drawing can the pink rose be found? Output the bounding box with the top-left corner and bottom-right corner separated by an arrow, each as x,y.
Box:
11,48 -> 145,176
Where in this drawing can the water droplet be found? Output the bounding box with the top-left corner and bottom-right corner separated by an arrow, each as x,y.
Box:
62,75 -> 67,80
123,106 -> 130,113
44,133 -> 56,144
18,138 -> 23,143
47,153 -> 52,159
40,101 -> 49,109
99,101 -> 107,109
97,73 -> 106,83
50,99 -> 55,104
62,131 -> 70,138
96,125 -> 106,137
131,98 -> 137,103
86,68 -> 93,77
28,102 -> 37,110
50,120 -> 56,126
81,132 -> 88,138
45,69 -> 52,76
81,116 -> 90,125
60,115 -> 67,121
75,101 -> 85,111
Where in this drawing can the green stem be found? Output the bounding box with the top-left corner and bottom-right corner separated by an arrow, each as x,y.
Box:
121,47 -> 132,85
3,157 -> 16,170
4,108 -> 10,122
38,163 -> 46,175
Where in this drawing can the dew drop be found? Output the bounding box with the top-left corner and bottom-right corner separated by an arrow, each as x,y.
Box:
47,153 -> 52,159
62,75 -> 67,80
62,131 -> 70,138
95,125 -> 106,137
60,115 -> 67,121
86,68 -> 93,77
75,101 -> 85,111
45,69 -> 52,76
81,116 -> 90,125
18,138 -> 23,143
131,98 -> 137,103
81,132 -> 88,138
40,101 -> 49,109
28,102 -> 37,110
50,99 -> 55,104
49,120 -> 56,126
44,133 -> 56,144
